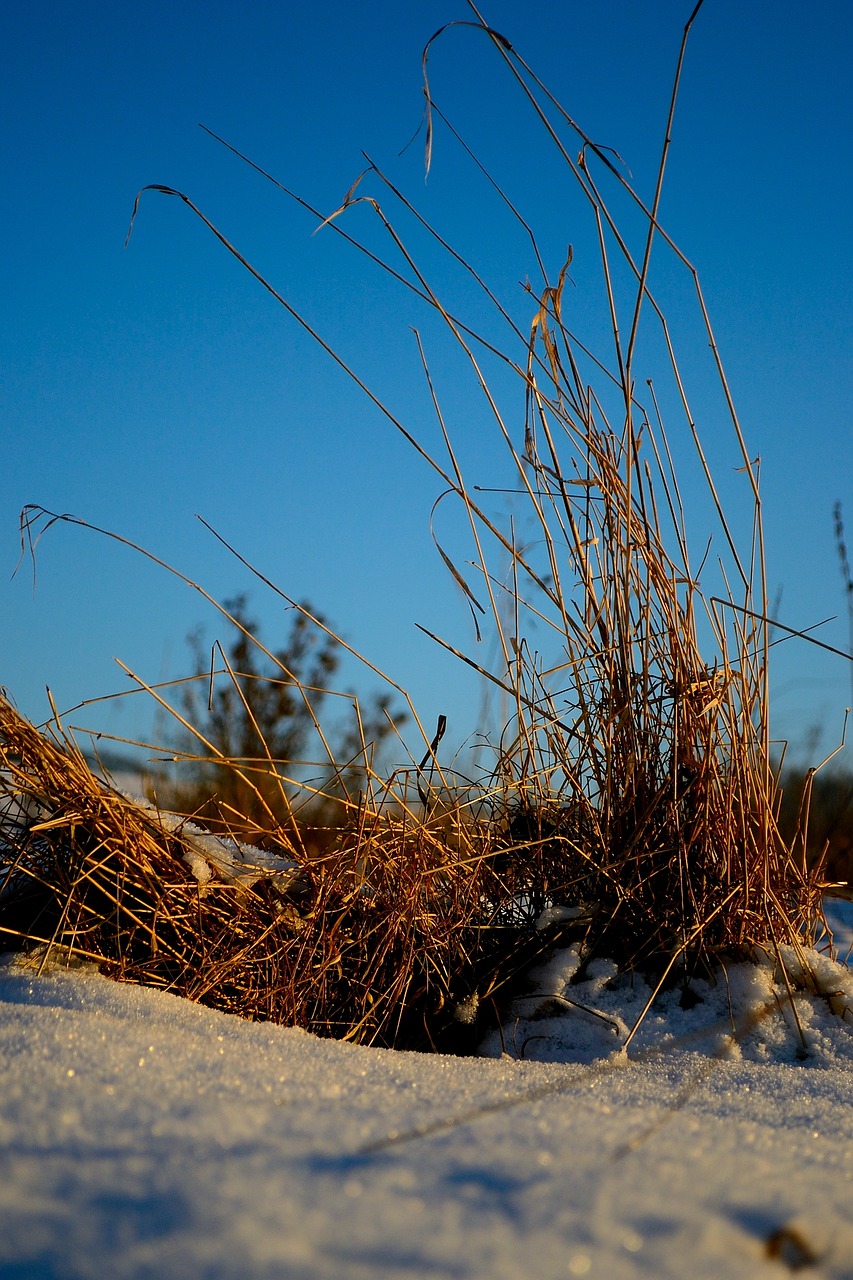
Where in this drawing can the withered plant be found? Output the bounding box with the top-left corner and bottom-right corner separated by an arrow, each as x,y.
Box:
1,3 -> 840,1048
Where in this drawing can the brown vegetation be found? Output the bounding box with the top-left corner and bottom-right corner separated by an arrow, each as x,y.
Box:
1,5 -> 844,1050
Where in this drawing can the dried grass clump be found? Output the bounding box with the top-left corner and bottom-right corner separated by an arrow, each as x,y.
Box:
465,256 -> 832,968
1,6 -> 844,1048
0,695 -> 568,1049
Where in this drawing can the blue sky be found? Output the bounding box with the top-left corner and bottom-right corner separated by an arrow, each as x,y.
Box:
2,0 -> 851,770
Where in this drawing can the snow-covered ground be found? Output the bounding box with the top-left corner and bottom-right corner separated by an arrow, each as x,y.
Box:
1,907 -> 852,1280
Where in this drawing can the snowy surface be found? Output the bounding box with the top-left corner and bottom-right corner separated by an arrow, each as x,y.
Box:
1,910 -> 852,1279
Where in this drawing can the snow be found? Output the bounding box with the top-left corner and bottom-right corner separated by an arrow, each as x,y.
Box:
129,802 -> 300,892
1,911 -> 852,1279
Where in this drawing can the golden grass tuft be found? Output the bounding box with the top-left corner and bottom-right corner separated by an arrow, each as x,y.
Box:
1,5 -> 844,1049
0,694 -> 576,1049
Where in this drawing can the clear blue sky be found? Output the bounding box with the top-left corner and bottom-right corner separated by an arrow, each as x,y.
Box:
2,0 -> 851,769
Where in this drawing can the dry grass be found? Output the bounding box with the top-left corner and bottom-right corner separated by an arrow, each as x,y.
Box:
1,4 -> 841,1049
0,693 -> 575,1050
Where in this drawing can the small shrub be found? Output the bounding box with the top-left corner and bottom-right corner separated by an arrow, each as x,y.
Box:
778,766 -> 853,890
155,594 -> 403,855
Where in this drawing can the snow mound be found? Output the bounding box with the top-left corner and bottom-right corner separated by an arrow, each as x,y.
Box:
480,940 -> 853,1068
1,950 -> 853,1279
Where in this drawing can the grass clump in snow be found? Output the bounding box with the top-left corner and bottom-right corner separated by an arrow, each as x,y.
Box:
0,689 -> 564,1051
1,4 -> 846,1049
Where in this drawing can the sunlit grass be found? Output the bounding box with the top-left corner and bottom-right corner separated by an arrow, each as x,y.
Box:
1,4 -> 843,1050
